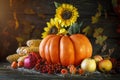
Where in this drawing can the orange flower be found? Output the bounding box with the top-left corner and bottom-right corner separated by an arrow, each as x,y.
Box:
61,69 -> 68,75
69,65 -> 77,74
78,68 -> 85,75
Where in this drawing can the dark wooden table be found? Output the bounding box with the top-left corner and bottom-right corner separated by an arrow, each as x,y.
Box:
0,62 -> 120,80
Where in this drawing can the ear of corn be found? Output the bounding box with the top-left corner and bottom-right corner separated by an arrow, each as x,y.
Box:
26,39 -> 41,47
22,47 -> 39,54
17,55 -> 28,62
16,47 -> 28,54
7,39 -> 41,63
6,54 -> 25,63
16,46 -> 39,54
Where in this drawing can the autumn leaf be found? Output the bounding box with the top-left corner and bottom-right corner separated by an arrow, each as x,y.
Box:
95,35 -> 107,46
93,27 -> 104,38
97,3 -> 103,12
82,26 -> 92,35
91,3 -> 102,24
91,12 -> 101,24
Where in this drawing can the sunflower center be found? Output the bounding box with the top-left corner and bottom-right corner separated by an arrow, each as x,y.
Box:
61,10 -> 72,20
49,26 -> 58,34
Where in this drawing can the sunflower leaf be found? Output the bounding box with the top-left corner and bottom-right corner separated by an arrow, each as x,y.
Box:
68,22 -> 83,35
68,24 -> 74,35
54,2 -> 61,8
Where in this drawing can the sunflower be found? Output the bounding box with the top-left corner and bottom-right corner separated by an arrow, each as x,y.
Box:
55,3 -> 79,27
41,18 -> 60,38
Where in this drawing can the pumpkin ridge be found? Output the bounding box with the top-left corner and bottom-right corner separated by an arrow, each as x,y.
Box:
39,35 -> 55,59
49,35 -> 61,64
69,35 -> 76,65
60,35 -> 75,66
70,34 -> 92,66
44,36 -> 55,63
76,34 -> 92,58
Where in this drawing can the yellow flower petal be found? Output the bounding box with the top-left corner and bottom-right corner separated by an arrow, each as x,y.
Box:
55,3 -> 79,27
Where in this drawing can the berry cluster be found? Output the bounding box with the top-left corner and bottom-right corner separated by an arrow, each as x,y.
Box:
34,58 -> 65,74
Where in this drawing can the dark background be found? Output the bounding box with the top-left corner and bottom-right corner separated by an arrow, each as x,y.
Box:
0,0 -> 120,61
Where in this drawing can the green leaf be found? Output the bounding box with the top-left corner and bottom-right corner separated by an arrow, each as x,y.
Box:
82,26 -> 92,35
54,2 -> 61,8
95,35 -> 107,46
68,22 -> 83,35
93,27 -> 104,38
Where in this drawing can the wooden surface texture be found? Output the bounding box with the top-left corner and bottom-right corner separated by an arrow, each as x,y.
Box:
0,62 -> 120,80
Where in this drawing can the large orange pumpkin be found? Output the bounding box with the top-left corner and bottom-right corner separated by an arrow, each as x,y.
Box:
39,34 -> 92,66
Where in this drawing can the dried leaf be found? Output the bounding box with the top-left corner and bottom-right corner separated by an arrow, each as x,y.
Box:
95,35 -> 107,46
93,27 -> 104,38
97,3 -> 103,12
91,3 -> 102,24
82,26 -> 92,35
24,8 -> 35,14
91,12 -> 101,24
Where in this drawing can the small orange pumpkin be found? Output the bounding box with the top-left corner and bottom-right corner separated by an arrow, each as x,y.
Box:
39,34 -> 92,66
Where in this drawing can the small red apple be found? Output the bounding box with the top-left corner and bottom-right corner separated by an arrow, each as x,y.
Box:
93,55 -> 103,63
